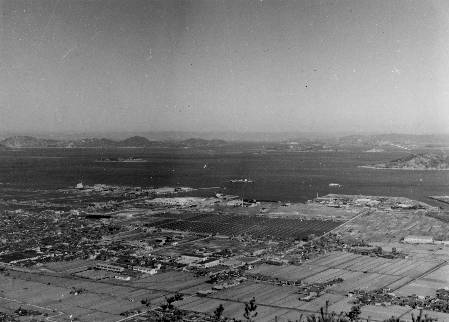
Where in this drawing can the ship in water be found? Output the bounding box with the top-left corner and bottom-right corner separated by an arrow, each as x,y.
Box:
230,178 -> 254,183
95,157 -> 147,162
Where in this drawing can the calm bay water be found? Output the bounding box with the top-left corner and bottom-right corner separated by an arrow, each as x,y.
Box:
0,148 -> 448,204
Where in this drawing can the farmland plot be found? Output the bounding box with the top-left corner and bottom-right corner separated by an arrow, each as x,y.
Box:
302,268 -> 345,283
360,304 -> 411,322
129,271 -> 208,291
404,309 -> 449,322
213,282 -> 263,301
278,309 -> 315,322
251,284 -> 298,305
249,263 -> 331,281
298,293 -> 344,312
307,252 -> 360,267
271,294 -> 306,309
78,311 -> 119,322
395,278 -> 449,297
424,263 -> 449,282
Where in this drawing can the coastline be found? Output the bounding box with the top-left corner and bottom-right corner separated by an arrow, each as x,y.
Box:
95,160 -> 148,163
358,165 -> 449,171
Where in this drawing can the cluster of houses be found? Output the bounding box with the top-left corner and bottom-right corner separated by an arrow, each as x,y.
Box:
92,262 -> 162,281
350,288 -> 449,313
402,235 -> 449,245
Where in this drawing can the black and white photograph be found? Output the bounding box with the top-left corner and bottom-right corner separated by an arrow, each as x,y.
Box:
1,0 -> 449,321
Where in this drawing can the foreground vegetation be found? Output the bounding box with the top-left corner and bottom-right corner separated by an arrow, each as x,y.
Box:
146,297 -> 437,322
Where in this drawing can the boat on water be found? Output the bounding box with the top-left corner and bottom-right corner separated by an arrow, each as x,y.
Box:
120,157 -> 147,162
95,157 -> 147,162
230,178 -> 253,183
329,183 -> 342,188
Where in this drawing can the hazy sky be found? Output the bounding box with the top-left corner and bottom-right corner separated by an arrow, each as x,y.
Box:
1,0 -> 449,134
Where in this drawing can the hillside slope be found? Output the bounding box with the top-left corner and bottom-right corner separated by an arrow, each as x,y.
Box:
373,153 -> 449,170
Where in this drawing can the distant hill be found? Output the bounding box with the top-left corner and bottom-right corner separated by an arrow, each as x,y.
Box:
0,135 -> 227,148
75,138 -> 117,147
178,138 -> 227,147
339,133 -> 449,146
365,148 -> 385,153
371,153 -> 449,170
119,136 -> 153,147
0,136 -> 63,148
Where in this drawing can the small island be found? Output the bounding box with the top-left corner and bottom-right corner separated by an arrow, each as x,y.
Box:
361,152 -> 449,170
365,148 -> 385,153
95,157 -> 147,163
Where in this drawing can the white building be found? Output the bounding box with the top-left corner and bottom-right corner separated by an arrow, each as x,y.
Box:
403,235 -> 434,244
177,255 -> 206,265
133,266 -> 158,275
200,258 -> 220,268
96,263 -> 125,273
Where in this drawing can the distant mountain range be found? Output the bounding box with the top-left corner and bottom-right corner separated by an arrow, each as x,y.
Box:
0,136 -> 60,148
0,131 -> 338,142
337,134 -> 449,146
0,135 -> 228,149
1,133 -> 449,150
371,153 -> 449,170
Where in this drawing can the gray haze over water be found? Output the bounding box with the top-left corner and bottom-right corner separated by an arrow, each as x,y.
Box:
1,0 -> 448,134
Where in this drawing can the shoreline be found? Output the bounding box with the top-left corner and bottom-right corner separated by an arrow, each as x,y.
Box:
358,165 -> 449,171
95,160 -> 148,163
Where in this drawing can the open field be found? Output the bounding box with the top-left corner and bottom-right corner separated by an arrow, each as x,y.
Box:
74,269 -> 115,280
230,251 -> 447,320
360,304 -> 411,321
265,202 -> 358,221
0,268 -> 339,322
2,240 -> 449,321
250,263 -> 329,281
0,268 -> 194,321
177,252 -> 443,320
403,309 -> 449,322
334,209 -> 449,242
249,252 -> 444,294
395,263 -> 449,297
214,281 -> 299,304
42,259 -> 93,273
128,271 -> 209,292
175,291 -> 331,322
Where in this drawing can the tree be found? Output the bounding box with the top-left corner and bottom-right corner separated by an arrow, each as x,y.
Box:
346,305 -> 361,321
214,304 -> 225,321
294,301 -> 349,322
295,303 -> 438,322
160,293 -> 184,312
243,297 -> 258,322
141,298 -> 151,307
156,293 -> 185,322
411,310 -> 437,322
